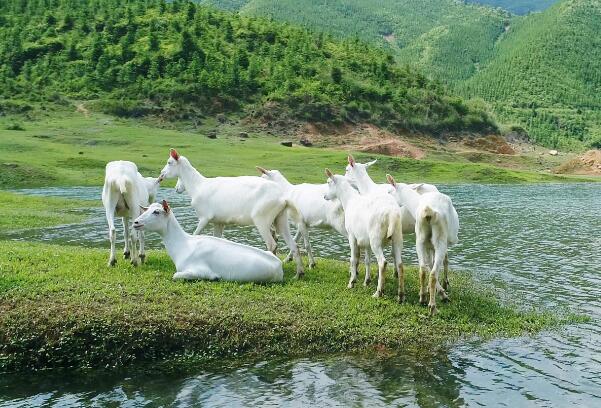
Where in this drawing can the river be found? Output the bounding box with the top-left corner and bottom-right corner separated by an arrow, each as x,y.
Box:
1,183 -> 600,406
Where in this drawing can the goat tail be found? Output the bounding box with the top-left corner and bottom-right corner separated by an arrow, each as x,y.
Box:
116,175 -> 129,195
421,205 -> 436,223
387,211 -> 400,240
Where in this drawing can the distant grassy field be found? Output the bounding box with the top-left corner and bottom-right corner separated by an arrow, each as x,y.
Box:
0,240 -> 579,372
0,110 -> 591,190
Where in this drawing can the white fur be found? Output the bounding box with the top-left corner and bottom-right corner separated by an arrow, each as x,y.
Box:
388,177 -> 459,315
133,203 -> 283,282
324,172 -> 405,301
344,155 -> 438,234
258,168 -> 346,268
101,160 -> 160,267
159,150 -> 305,277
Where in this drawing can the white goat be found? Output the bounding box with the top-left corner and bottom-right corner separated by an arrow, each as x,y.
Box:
133,201 -> 283,282
102,160 -> 160,266
324,169 -> 405,301
345,154 -> 439,234
256,166 -> 345,268
159,149 -> 305,278
387,174 -> 459,315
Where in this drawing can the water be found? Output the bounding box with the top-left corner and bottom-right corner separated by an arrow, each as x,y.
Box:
1,184 -> 601,407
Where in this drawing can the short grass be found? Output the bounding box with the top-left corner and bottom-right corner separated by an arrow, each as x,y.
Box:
0,191 -> 94,232
0,110 -> 592,189
0,240 -> 581,372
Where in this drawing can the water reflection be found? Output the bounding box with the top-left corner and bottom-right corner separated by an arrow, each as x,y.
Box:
2,183 -> 601,406
0,351 -> 468,407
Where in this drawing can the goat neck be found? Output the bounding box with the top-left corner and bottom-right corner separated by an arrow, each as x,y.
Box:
177,156 -> 205,197
395,185 -> 422,219
160,211 -> 190,263
335,178 -> 360,210
354,169 -> 379,194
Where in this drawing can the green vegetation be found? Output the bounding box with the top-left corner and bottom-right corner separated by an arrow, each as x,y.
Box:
0,240 -> 579,371
466,0 -> 557,14
0,0 -> 494,133
460,0 -> 601,149
208,0 -> 601,149
206,0 -> 510,83
0,191 -> 93,232
0,110 -> 586,189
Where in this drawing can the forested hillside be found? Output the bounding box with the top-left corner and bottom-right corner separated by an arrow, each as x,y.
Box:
466,0 -> 557,14
0,0 -> 495,133
204,0 -> 510,83
207,0 -> 601,149
460,0 -> 601,147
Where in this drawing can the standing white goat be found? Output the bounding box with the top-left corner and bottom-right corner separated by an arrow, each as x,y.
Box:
159,149 -> 305,278
387,174 -> 459,315
134,201 -> 283,282
345,155 -> 439,233
324,169 -> 405,301
102,160 -> 160,266
256,167 -> 345,268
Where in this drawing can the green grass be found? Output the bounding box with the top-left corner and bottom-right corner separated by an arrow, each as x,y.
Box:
0,240 -> 580,372
0,191 -> 94,232
0,110 -> 591,189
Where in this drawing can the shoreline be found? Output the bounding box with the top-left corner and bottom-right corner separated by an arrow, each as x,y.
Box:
0,241 -> 583,373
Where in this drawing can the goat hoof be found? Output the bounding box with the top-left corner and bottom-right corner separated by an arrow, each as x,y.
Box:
131,259 -> 140,267
309,261 -> 316,269
397,294 -> 405,303
123,251 -> 131,260
428,305 -> 438,316
347,282 -> 355,289
295,272 -> 305,279
284,255 -> 293,263
108,258 -> 117,267
372,290 -> 383,298
363,279 -> 371,287
441,296 -> 450,304
139,254 -> 146,264
419,297 -> 428,306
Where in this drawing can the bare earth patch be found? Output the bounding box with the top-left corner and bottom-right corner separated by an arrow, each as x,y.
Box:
555,150 -> 601,175
301,123 -> 425,159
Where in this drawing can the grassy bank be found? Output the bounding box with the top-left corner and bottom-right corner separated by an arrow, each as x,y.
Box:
0,191 -> 94,232
0,110 -> 593,189
0,240 -> 578,372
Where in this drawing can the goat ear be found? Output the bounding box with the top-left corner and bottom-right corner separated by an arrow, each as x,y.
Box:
325,168 -> 334,179
366,159 -> 377,167
386,174 -> 396,187
169,148 -> 180,161
411,183 -> 424,191
139,205 -> 149,212
162,200 -> 170,213
347,154 -> 355,167
256,166 -> 268,175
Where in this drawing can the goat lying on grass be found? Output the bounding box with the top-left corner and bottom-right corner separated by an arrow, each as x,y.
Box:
387,174 -> 459,315
159,149 -> 305,278
102,160 -> 160,267
324,169 -> 405,301
134,201 -> 283,282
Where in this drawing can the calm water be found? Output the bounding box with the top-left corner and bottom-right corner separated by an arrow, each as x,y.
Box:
1,184 -> 601,407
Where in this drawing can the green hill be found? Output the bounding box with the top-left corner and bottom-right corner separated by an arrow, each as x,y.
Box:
206,0 -> 601,149
0,0 -> 495,134
459,0 -> 601,147
204,0 -> 510,83
466,1 -> 557,14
